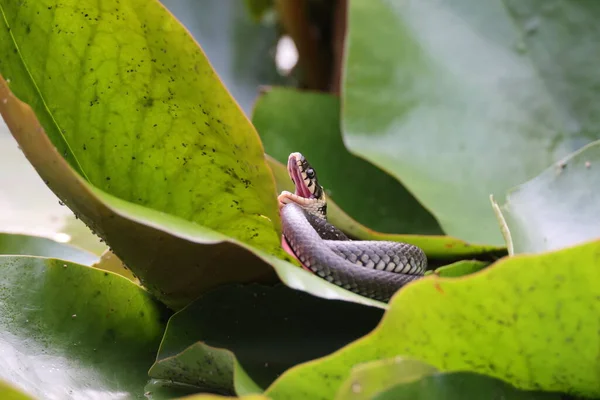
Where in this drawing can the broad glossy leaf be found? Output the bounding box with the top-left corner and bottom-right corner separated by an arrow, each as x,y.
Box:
0,256 -> 166,399
267,155 -> 505,260
161,0 -> 284,114
0,0 -> 281,253
0,233 -> 98,266
266,240 -> 600,399
253,88 -> 442,235
495,140 -> 600,254
342,0 -> 600,245
0,0 -> 303,308
149,284 -> 384,394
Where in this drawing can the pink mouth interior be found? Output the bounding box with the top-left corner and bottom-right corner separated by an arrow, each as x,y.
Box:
288,155 -> 313,199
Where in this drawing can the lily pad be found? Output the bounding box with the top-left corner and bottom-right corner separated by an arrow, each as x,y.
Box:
267,155 -> 505,261
0,255 -> 166,399
149,284 -> 384,394
266,239 -> 600,399
0,233 -> 99,266
495,140 -> 600,254
342,0 -> 600,245
253,87 -> 442,235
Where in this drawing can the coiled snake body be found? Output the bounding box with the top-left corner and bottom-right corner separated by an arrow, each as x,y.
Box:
278,152 -> 427,302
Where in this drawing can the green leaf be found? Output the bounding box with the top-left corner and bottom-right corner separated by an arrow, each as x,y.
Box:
0,256 -> 166,399
0,233 -> 99,266
267,155 -> 506,261
0,0 -> 281,252
253,87 -> 442,235
335,358 -> 561,400
494,140 -> 600,254
0,0 -> 300,308
342,0 -> 600,245
149,284 -> 384,394
266,240 -> 600,399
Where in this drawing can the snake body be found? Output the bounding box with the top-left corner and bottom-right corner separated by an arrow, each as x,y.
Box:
278,152 -> 427,302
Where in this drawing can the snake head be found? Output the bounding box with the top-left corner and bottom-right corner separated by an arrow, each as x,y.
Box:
287,152 -> 324,200
286,152 -> 327,218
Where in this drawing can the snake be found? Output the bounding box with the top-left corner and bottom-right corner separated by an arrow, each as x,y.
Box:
278,152 -> 428,302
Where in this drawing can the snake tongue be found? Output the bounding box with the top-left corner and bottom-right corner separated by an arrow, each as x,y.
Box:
288,155 -> 312,199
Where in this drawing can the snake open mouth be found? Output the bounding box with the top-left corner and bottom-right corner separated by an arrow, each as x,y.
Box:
287,152 -> 313,199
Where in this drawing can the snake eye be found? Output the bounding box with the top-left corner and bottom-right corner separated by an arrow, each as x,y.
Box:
306,168 -> 315,179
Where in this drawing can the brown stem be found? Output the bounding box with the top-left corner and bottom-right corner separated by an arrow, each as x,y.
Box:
275,0 -> 330,90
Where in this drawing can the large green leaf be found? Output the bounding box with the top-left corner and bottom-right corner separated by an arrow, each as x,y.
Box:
494,140 -> 600,254
266,239 -> 600,399
0,0 -> 300,308
0,0 -> 281,252
0,256 -> 166,399
149,284 -> 383,394
253,88 -> 442,235
0,233 -> 99,266
342,0 -> 600,245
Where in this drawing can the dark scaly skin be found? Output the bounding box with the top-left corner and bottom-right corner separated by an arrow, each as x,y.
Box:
279,153 -> 427,302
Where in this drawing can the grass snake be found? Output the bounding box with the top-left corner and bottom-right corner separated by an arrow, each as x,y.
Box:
278,152 -> 427,302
